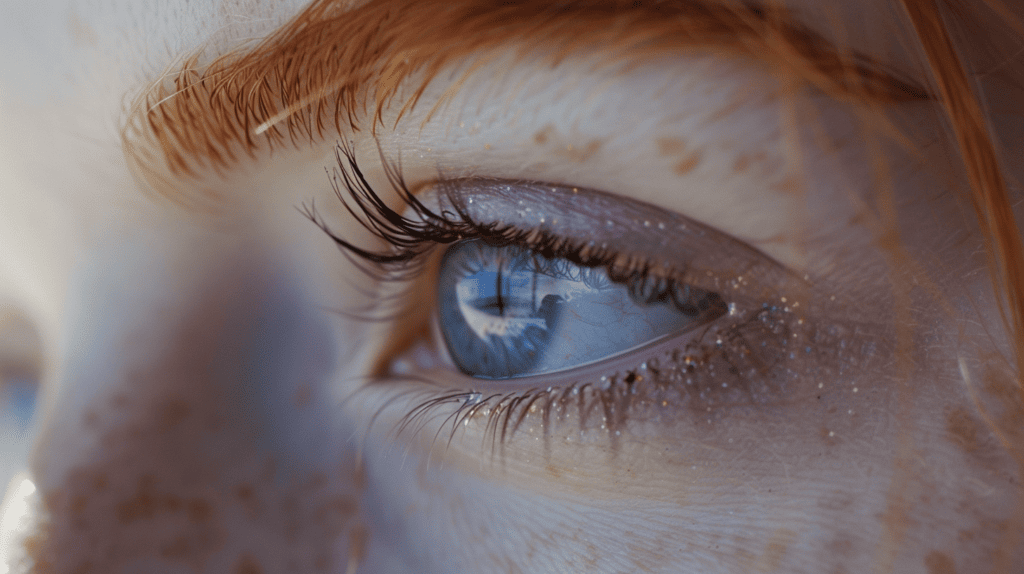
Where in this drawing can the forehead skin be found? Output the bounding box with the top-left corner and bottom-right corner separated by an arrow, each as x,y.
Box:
1,1 -> 1023,574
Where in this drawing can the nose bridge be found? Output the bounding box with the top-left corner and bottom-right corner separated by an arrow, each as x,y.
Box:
23,227 -> 364,573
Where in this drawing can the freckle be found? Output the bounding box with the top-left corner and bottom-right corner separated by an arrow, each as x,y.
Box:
20,520 -> 52,571
163,494 -> 181,512
160,536 -> 190,559
559,140 -> 602,162
533,124 -> 554,144
67,11 -> 98,47
484,143 -> 491,150
733,153 -> 753,173
235,483 -> 261,519
70,494 -> 88,518
186,498 -> 213,523
159,398 -> 191,428
757,528 -> 795,571
117,475 -> 164,523
773,174 -> 803,196
673,151 -> 703,175
656,137 -> 687,156
234,554 -> 264,574
923,550 -> 957,574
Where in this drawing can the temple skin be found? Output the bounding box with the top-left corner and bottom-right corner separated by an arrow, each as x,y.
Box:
0,0 -> 1023,573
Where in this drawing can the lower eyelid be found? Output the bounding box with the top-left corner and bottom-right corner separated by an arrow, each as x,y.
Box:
382,291 -> 885,446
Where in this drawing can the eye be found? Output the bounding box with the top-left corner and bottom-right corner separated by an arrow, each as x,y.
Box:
307,142 -> 833,416
437,238 -> 727,378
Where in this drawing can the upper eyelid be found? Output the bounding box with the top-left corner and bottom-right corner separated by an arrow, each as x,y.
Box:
122,0 -> 928,204
311,141 -> 803,308
425,179 -> 793,286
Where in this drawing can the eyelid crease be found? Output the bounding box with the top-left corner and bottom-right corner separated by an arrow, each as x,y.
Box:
122,0 -> 929,206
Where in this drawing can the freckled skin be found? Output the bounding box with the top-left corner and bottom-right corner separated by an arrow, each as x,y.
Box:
0,0 -> 1022,573
23,238 -> 363,572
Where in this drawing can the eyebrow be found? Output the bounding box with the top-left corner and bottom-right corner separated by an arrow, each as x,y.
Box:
122,0 -> 928,200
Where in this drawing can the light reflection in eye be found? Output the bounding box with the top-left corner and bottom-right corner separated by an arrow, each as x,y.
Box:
437,239 -> 726,379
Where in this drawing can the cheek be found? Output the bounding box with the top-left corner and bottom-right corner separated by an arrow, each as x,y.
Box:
22,231 -> 366,573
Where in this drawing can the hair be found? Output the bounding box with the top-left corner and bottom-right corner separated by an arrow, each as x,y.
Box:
122,0 -> 926,199
908,2 -> 1024,570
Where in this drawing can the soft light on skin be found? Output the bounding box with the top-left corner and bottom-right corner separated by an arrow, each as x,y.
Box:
0,474 -> 37,574
0,1 -> 1022,573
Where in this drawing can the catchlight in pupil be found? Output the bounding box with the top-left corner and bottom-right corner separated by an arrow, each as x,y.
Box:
437,239 -> 727,379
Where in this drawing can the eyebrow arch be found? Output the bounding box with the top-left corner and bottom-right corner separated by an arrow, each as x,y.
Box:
122,0 -> 928,201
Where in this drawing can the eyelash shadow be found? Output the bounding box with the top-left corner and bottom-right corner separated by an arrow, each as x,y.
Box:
308,140 -> 830,462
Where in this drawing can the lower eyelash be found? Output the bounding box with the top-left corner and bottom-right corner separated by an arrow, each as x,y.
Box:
379,300 -> 872,460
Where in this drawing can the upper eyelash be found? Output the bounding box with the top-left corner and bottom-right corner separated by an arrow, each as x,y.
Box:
303,140 -> 710,313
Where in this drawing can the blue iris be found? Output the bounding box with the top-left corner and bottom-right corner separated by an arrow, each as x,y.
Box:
437,239 -> 723,379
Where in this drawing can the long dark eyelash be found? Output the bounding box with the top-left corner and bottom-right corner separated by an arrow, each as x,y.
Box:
304,140 -> 715,315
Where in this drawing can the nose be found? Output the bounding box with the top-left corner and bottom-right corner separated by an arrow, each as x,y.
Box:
19,226 -> 364,573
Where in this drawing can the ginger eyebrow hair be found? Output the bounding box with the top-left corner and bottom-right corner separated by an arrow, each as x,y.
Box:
122,0 -> 926,197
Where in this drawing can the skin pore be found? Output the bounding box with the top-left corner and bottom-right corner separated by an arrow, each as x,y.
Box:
0,0 -> 1022,573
